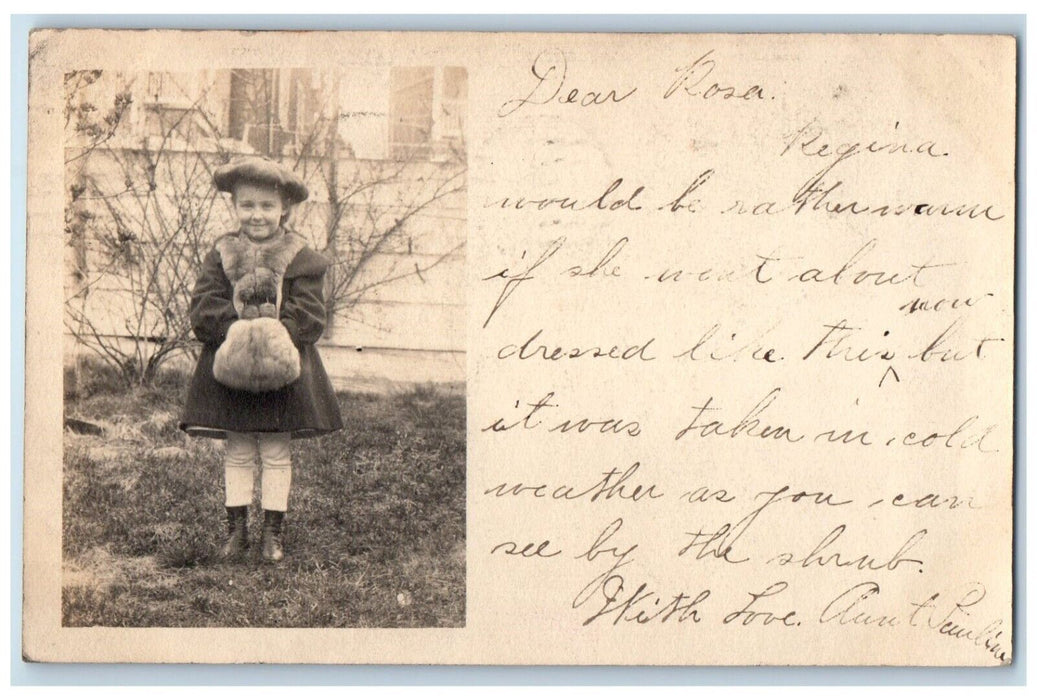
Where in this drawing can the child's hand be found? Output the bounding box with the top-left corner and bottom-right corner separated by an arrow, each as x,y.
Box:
259,303 -> 277,318
240,306 -> 259,320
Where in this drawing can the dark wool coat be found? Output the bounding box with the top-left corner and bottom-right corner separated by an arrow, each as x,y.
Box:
179,232 -> 344,439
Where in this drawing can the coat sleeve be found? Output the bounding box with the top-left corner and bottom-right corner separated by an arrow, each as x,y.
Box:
189,248 -> 238,346
280,271 -> 328,345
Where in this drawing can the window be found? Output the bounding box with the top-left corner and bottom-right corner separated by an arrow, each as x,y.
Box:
389,67 -> 434,160
389,66 -> 467,161
439,67 -> 467,157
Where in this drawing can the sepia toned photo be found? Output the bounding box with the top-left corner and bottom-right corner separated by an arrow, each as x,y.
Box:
61,65 -> 467,627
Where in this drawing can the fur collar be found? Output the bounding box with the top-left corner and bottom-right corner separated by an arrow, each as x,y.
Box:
215,231 -> 308,284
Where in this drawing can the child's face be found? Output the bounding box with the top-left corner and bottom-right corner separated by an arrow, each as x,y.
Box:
233,182 -> 286,241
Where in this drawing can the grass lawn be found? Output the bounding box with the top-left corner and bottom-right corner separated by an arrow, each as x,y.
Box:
62,372 -> 466,628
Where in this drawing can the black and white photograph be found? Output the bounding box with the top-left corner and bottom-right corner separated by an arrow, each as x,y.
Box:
60,65 -> 467,628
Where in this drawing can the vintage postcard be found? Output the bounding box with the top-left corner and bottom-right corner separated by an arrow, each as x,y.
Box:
23,29 -> 1016,665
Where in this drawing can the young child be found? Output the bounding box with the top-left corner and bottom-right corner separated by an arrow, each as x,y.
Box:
179,156 -> 343,563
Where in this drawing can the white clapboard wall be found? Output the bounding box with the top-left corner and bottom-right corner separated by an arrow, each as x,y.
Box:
317,165 -> 467,394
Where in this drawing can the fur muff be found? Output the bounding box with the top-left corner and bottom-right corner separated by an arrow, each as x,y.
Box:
212,318 -> 301,393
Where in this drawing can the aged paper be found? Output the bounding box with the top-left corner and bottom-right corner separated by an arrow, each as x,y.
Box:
24,30 -> 1015,665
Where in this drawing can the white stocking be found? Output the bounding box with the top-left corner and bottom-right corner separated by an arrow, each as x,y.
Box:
258,432 -> 292,512
224,431 -> 257,507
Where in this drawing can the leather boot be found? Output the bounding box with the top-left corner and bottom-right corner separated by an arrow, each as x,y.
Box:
261,509 -> 285,562
219,505 -> 249,559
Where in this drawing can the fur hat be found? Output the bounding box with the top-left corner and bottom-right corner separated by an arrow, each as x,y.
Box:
213,156 -> 309,204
